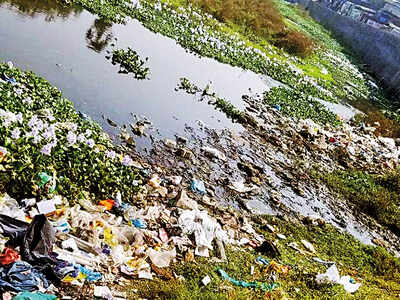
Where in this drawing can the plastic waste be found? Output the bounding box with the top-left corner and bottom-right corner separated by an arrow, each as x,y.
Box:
174,190 -> 198,210
3,74 -> 17,85
191,179 -> 206,195
201,146 -> 226,161
37,172 -> 55,193
217,268 -> 279,291
0,215 -> 29,247
229,180 -> 255,193
301,240 -> 316,253
256,256 -> 270,265
216,239 -> 226,261
146,248 -> 176,268
36,200 -> 56,215
255,240 -> 280,257
159,228 -> 169,243
98,199 -> 115,211
12,292 -> 57,300
130,219 -> 147,229
0,194 -> 26,221
78,265 -> 102,282
168,176 -> 182,185
21,215 -> 55,266
149,174 -> 161,188
178,209 -> 227,257
164,139 -> 176,148
316,264 -> 361,293
138,270 -> 153,280
104,227 -> 118,248
273,104 -> 281,111
312,257 -> 335,266
0,248 -> 20,265
93,286 -> 112,299
201,275 -> 211,286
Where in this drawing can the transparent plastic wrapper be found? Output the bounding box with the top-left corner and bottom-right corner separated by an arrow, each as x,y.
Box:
146,247 -> 176,268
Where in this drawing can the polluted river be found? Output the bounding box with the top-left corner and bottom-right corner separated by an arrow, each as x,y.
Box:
1,0 -> 398,253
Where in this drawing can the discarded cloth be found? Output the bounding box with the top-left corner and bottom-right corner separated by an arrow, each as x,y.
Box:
0,261 -> 48,292
0,248 -> 20,266
217,268 -> 278,291
12,292 -> 57,300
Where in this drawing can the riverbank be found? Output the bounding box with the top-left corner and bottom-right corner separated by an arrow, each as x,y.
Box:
0,62 -> 399,299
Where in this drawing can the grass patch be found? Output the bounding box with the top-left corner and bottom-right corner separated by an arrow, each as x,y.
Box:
128,216 -> 400,299
312,169 -> 400,235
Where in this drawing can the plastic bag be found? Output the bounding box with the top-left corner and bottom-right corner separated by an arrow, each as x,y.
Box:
191,179 -> 206,195
0,194 -> 26,221
12,292 -> 57,300
21,215 -> 55,265
0,215 -> 29,247
178,209 -> 227,257
146,248 -> 176,268
316,264 -> 361,293
37,172 -> 55,193
217,268 -> 278,291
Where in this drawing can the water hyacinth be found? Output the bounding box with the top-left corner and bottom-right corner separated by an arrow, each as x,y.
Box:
40,143 -> 53,156
11,128 -> 21,139
122,155 -> 134,166
67,131 -> 77,146
0,62 -> 141,202
86,138 -> 95,148
105,150 -> 117,159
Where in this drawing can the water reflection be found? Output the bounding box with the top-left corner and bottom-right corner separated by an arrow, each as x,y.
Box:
85,19 -> 113,53
0,0 -> 82,21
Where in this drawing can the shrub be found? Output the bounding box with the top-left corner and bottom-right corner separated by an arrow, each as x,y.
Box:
364,111 -> 400,138
188,0 -> 314,56
272,30 -> 314,58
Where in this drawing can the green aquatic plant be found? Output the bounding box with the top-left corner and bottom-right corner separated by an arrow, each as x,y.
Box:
263,86 -> 342,126
108,47 -> 150,79
0,62 -> 142,202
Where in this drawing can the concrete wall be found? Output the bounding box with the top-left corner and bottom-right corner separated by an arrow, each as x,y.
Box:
298,0 -> 400,98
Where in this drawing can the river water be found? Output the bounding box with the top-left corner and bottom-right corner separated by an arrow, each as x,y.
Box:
0,0 -> 283,148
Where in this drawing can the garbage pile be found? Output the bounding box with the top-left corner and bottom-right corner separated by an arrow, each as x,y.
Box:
0,171 -> 277,299
246,95 -> 400,172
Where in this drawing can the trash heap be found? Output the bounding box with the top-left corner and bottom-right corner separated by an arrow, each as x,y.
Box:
0,169 -> 280,299
252,102 -> 400,172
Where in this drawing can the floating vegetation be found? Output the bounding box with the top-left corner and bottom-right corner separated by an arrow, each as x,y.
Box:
176,78 -> 257,127
263,86 -> 342,126
107,47 -> 150,80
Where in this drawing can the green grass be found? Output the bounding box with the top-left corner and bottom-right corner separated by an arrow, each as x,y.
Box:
312,169 -> 400,235
127,216 -> 400,299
